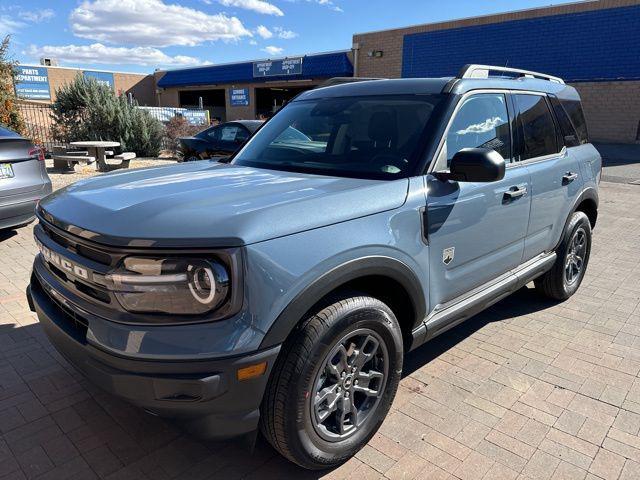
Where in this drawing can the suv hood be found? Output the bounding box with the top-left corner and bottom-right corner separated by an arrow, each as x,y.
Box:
39,162 -> 409,247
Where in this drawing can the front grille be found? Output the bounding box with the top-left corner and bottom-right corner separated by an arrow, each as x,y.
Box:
41,223 -> 113,266
36,221 -> 116,306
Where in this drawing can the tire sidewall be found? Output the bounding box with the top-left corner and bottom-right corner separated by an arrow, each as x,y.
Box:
286,299 -> 403,467
559,212 -> 592,297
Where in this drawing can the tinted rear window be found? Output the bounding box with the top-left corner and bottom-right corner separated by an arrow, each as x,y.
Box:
514,94 -> 560,161
561,99 -> 589,144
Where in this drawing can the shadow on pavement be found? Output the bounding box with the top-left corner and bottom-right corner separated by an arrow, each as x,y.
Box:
403,285 -> 557,377
0,284 -> 558,479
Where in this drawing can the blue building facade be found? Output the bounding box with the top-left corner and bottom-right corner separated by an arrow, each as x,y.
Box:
401,4 -> 640,82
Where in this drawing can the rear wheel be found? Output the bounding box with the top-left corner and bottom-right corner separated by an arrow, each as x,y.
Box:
535,211 -> 592,300
260,295 -> 403,470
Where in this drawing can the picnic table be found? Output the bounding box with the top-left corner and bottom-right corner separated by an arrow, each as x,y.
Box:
70,141 -> 120,172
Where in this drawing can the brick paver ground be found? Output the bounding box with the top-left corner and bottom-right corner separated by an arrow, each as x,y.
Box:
1,177 -> 639,479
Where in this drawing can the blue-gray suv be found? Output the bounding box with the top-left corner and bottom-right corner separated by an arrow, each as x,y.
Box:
28,65 -> 601,469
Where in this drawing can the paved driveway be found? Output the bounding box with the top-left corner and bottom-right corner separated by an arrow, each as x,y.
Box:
0,179 -> 639,480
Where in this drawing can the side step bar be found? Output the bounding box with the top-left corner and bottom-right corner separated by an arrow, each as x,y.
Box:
410,252 -> 556,350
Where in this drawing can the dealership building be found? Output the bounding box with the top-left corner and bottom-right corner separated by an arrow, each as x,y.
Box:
155,51 -> 353,121
15,64 -> 156,105
16,0 -> 639,143
352,0 -> 640,143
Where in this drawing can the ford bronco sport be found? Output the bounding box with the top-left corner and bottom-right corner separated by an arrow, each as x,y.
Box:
28,65 -> 601,469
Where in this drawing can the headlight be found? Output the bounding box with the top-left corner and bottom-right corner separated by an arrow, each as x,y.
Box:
104,257 -> 231,315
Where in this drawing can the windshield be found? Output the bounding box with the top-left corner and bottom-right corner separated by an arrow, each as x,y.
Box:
233,94 -> 444,179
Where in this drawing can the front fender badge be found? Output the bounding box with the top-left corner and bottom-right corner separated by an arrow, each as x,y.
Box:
443,247 -> 455,265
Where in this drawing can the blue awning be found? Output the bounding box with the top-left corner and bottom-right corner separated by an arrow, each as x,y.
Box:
158,51 -> 353,88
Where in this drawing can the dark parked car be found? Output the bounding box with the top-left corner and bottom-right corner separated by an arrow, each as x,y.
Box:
0,126 -> 52,231
179,120 -> 263,160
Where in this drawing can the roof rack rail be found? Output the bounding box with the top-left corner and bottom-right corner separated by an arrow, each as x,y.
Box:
319,77 -> 385,87
457,64 -> 565,84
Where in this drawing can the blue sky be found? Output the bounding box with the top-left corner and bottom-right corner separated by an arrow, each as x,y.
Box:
2,0 -> 577,73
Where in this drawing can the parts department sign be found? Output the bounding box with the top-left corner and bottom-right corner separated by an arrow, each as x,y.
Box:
253,57 -> 303,78
83,71 -> 115,89
230,88 -> 249,106
15,66 -> 51,100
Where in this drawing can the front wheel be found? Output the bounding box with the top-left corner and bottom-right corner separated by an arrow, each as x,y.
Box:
260,295 -> 403,470
535,211 -> 592,300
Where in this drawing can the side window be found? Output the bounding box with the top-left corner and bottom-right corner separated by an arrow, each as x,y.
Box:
235,127 -> 250,143
549,95 -> 580,147
220,125 -> 241,142
560,99 -> 589,145
514,94 -> 560,161
205,127 -> 219,141
437,93 -> 511,170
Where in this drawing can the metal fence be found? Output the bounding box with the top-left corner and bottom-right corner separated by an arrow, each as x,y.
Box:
16,102 -> 58,153
16,102 -> 210,154
138,106 -> 210,126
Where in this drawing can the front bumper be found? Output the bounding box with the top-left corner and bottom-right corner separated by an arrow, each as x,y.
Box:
28,273 -> 280,439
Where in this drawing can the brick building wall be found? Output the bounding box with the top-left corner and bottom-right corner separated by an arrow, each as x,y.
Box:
353,0 -> 640,143
574,81 -> 640,143
155,78 -> 322,121
23,66 -> 156,106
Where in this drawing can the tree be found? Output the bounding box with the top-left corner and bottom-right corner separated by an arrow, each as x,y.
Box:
0,35 -> 25,133
51,75 -> 163,157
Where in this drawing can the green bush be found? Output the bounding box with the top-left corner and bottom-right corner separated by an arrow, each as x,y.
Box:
51,75 -> 163,157
0,35 -> 25,133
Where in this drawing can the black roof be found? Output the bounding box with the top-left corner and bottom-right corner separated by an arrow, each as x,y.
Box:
296,75 -> 571,101
231,120 -> 264,133
298,78 -> 453,100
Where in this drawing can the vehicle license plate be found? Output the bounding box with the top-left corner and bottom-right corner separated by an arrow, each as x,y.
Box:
0,163 -> 14,179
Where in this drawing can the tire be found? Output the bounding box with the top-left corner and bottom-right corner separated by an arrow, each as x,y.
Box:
535,211 -> 592,300
260,295 -> 403,470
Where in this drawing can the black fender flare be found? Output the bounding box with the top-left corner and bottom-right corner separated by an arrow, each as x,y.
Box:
259,256 -> 427,349
554,187 -> 599,251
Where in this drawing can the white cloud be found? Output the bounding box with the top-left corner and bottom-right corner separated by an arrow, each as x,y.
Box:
256,25 -> 273,39
0,15 -> 23,33
18,9 -> 54,23
249,39 -> 258,45
274,27 -> 297,39
26,43 -> 203,67
219,0 -> 283,16
261,45 -> 283,56
70,0 -> 252,47
317,0 -> 343,11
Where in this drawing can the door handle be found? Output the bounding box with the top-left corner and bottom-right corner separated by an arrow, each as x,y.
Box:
562,172 -> 579,184
503,186 -> 527,200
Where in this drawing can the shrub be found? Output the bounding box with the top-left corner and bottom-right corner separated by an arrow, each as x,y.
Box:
164,115 -> 202,153
0,35 -> 24,133
51,75 -> 163,157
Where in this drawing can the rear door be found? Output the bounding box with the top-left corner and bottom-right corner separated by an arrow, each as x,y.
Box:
512,93 -> 582,261
425,92 -> 531,308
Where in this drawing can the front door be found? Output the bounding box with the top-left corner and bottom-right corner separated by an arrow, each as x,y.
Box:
425,92 -> 532,309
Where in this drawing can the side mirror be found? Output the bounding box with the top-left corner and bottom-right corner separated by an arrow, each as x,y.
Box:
445,148 -> 506,182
